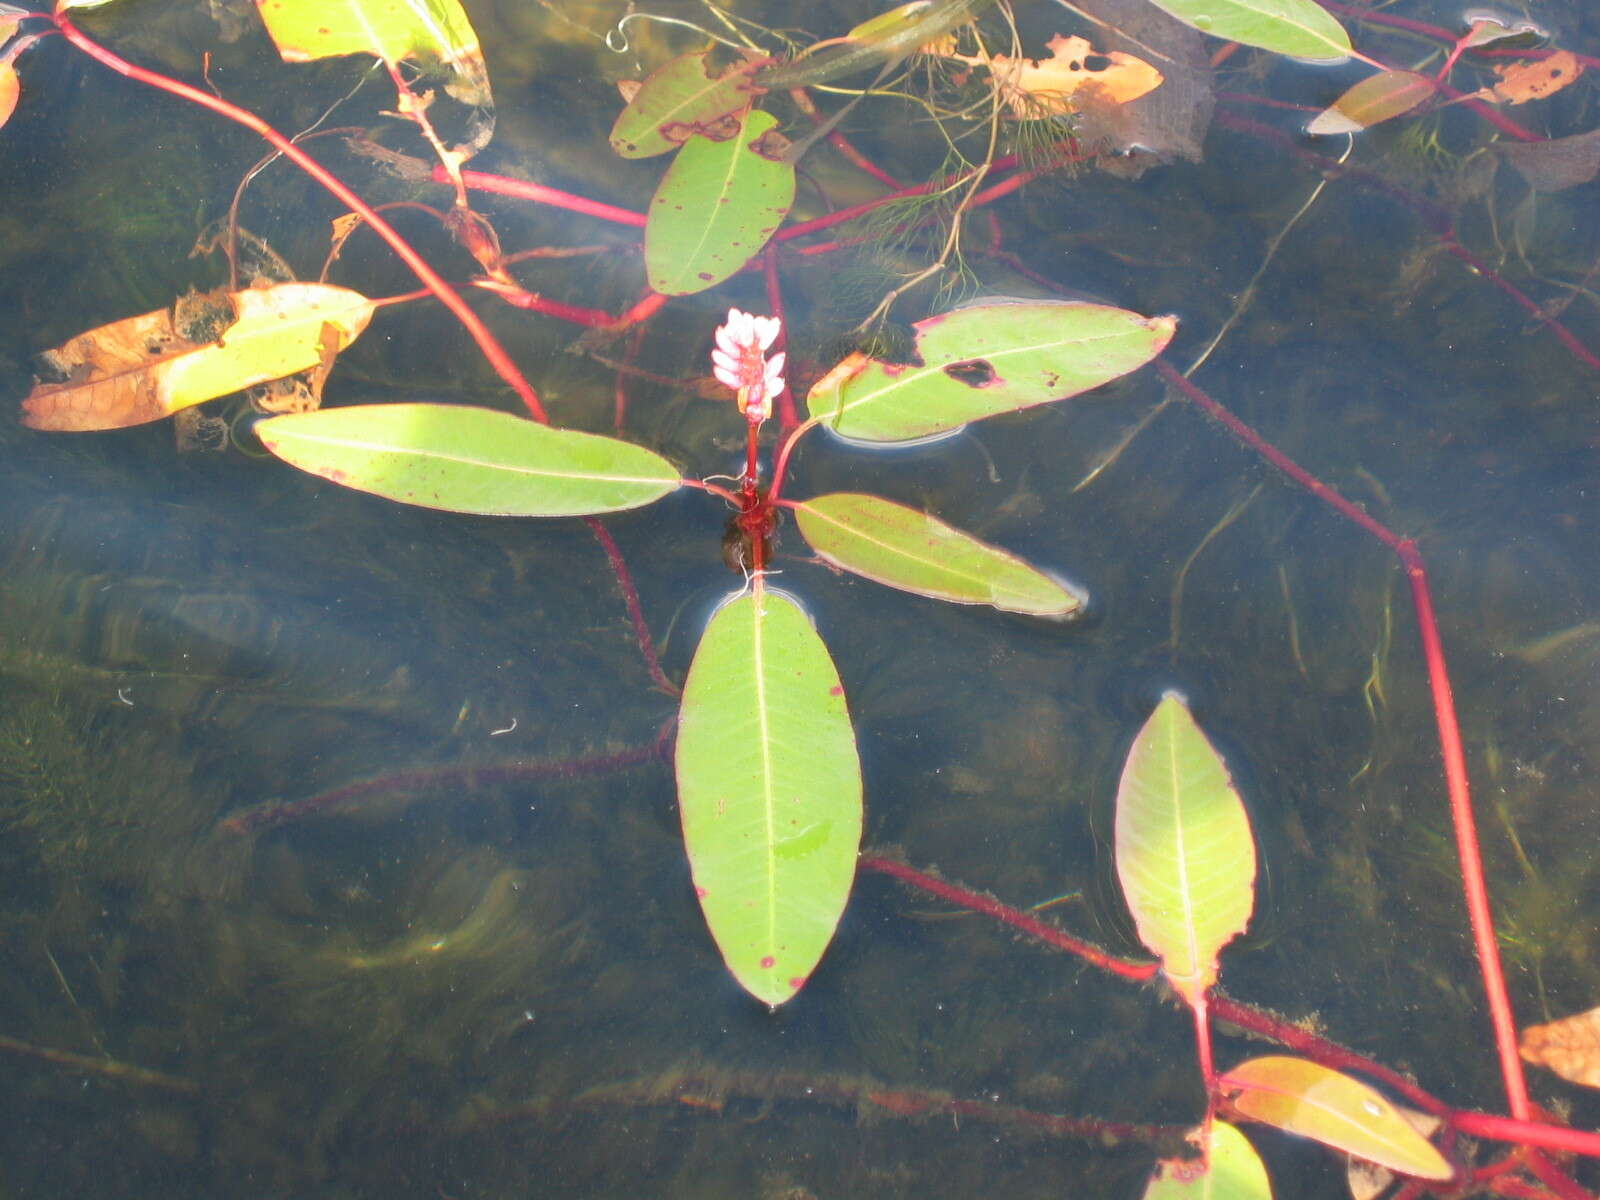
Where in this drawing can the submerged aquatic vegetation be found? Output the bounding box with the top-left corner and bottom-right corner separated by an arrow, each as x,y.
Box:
0,690 -> 217,890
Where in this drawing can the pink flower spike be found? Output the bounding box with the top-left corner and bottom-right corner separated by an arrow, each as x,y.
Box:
711,308 -> 785,421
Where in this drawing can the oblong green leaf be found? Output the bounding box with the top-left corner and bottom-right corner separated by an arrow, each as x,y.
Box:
610,51 -> 759,158
1114,692 -> 1256,1006
1220,1057 -> 1453,1181
805,301 -> 1175,443
1307,70 -> 1433,136
256,0 -> 492,105
675,583 -> 863,1008
1142,1121 -> 1271,1199
645,108 -> 796,296
790,492 -> 1081,617
258,403 -> 681,516
1142,0 -> 1351,62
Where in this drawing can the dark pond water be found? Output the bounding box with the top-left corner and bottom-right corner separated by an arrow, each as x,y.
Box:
1,0 -> 1598,1196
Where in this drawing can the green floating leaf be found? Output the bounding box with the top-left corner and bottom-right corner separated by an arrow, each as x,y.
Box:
1142,0 -> 1351,63
1307,70 -> 1433,135
258,403 -> 681,516
1220,1057 -> 1453,1182
610,51 -> 760,159
1142,1121 -> 1271,1200
256,0 -> 493,150
645,108 -> 796,296
1114,692 -> 1256,1007
790,492 -> 1081,617
675,583 -> 863,1008
806,301 -> 1175,443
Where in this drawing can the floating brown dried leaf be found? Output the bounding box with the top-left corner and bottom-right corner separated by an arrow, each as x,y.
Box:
1520,1004 -> 1600,1088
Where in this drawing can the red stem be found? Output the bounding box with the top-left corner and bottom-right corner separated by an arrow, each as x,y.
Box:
51,15 -> 547,423
1513,1145 -> 1600,1200
1156,364 -> 1399,548
1160,358 -> 1532,1120
583,516 -> 678,697
788,84 -> 903,190
862,853 -> 1600,1183
742,422 -> 761,499
774,152 -> 1026,244
614,325 -> 646,432
859,853 -> 1159,982
446,166 -> 647,228
1399,541 -> 1531,1120
609,290 -> 670,332
767,432 -> 804,503
1214,111 -> 1600,374
1434,235 -> 1600,373
219,739 -> 668,835
471,279 -> 619,327
1191,995 -> 1217,1138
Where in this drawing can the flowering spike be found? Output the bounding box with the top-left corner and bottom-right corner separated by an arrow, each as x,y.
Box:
711,307 -> 785,422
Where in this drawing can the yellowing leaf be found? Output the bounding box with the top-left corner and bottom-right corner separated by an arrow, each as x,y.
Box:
1220,1056 -> 1453,1181
1521,1004 -> 1600,1088
22,283 -> 375,432
1307,70 -> 1433,136
0,60 -> 16,131
940,33 -> 1163,117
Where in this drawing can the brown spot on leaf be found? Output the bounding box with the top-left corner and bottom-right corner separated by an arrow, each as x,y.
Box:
943,358 -> 998,387
749,127 -> 792,162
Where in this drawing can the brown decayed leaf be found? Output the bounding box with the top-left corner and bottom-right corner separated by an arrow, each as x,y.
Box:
25,303 -> 208,431
22,283 -> 374,432
940,33 -> 1163,118
1487,51 -> 1582,104
1520,1004 -> 1600,1088
1497,127 -> 1600,192
1071,0 -> 1212,173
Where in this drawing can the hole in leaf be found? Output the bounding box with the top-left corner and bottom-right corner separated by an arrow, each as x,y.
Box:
943,358 -> 996,387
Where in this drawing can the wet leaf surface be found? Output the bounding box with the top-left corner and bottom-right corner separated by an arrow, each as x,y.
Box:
675,583 -> 862,1008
